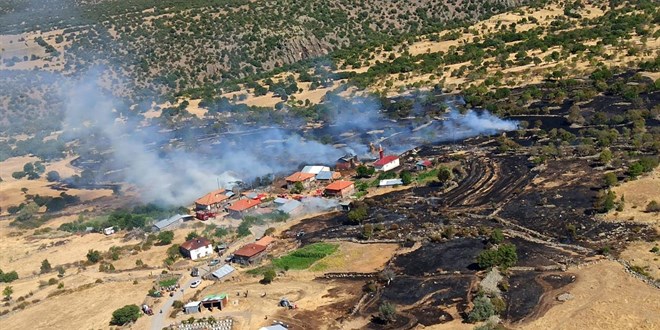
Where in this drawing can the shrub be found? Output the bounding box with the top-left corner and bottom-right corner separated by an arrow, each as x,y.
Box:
156,231 -> 174,245
437,166 -> 452,183
347,206 -> 368,224
603,172 -> 617,187
110,304 -> 141,325
468,296 -> 495,323
86,250 -> 101,263
489,229 -> 504,244
40,259 -> 52,274
172,300 -> 184,309
0,269 -> 19,283
476,244 -> 518,269
646,200 -> 660,212
378,301 -> 396,323
261,269 -> 276,284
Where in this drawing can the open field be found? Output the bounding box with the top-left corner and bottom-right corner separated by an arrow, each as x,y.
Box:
605,167 -> 660,229
521,260 -> 660,330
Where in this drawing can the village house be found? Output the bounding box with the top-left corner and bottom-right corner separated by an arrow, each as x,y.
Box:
232,243 -> 267,265
152,214 -> 194,231
324,180 -> 355,198
195,189 -> 230,211
335,154 -> 359,170
180,237 -> 213,260
285,172 -> 316,190
416,159 -> 433,171
379,178 -> 403,187
227,198 -> 261,219
373,147 -> 400,172
254,235 -> 275,248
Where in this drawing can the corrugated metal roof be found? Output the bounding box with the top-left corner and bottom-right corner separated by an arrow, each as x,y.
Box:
202,293 -> 229,302
211,265 -> 235,279
153,214 -> 190,230
259,325 -> 288,330
379,179 -> 403,186
315,171 -> 334,180
273,197 -> 289,205
301,165 -> 330,174
278,200 -> 302,214
184,301 -> 201,308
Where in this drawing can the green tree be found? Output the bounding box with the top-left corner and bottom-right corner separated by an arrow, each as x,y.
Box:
567,105 -> 585,125
0,269 -> 19,283
595,189 -> 616,213
355,165 -> 375,178
185,231 -> 199,241
290,181 -> 304,194
86,249 -> 101,264
347,206 -> 368,224
476,244 -> 518,269
468,295 -> 495,323
603,172 -> 618,187
3,286 -> 13,300
378,301 -> 396,323
40,259 -> 52,274
599,148 -> 613,164
46,171 -> 61,182
157,231 -> 174,245
110,304 -> 141,325
400,171 -> 412,185
437,166 -> 452,183
489,229 -> 504,244
262,269 -> 276,284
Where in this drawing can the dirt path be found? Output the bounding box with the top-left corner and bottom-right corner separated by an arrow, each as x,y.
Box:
151,277 -> 199,330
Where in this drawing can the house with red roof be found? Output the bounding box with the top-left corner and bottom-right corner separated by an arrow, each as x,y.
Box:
324,180 -> 355,198
232,243 -> 267,265
180,237 -> 213,260
195,189 -> 230,211
227,198 -> 261,219
373,146 -> 400,172
416,159 -> 433,171
285,172 -> 316,190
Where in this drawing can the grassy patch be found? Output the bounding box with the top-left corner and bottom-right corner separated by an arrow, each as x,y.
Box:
272,243 -> 338,270
415,168 -> 439,183
159,278 -> 178,287
309,262 -> 329,272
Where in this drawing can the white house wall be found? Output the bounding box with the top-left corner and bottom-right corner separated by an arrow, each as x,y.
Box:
189,245 -> 214,260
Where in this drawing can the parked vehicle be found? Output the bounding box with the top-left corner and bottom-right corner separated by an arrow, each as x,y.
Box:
196,211 -> 216,220
190,279 -> 202,288
224,254 -> 234,263
209,259 -> 220,266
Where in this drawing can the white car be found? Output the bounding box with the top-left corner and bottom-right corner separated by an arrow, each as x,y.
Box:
190,279 -> 202,288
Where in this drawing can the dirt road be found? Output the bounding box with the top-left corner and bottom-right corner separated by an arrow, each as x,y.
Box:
151,277 -> 199,330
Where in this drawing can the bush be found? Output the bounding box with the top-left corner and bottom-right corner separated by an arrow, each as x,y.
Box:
489,229 -> 504,244
468,296 -> 495,323
0,270 -> 19,283
172,300 -> 184,309
261,269 -> 276,284
40,259 -> 52,274
603,172 -> 618,187
46,171 -> 60,182
476,244 -> 517,270
110,304 -> 141,325
86,250 -> 101,264
646,200 -> 660,212
156,231 -> 174,245
347,206 -> 368,224
378,301 -> 396,323
437,166 -> 452,183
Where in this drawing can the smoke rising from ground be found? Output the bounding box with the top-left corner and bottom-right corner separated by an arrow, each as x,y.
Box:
59,70 -> 517,206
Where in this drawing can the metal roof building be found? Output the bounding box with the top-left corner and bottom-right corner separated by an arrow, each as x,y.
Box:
152,214 -> 193,231
301,165 -> 330,175
379,179 -> 404,187
211,264 -> 235,280
277,199 -> 303,214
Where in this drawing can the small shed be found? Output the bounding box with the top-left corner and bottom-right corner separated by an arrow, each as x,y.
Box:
200,294 -> 229,311
152,214 -> 194,231
301,165 -> 330,175
184,301 -> 201,314
416,159 -> 433,171
324,180 -> 355,198
273,197 -> 289,206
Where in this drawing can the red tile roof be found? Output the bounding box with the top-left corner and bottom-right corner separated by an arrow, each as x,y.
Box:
233,243 -> 267,258
419,160 -> 432,167
325,180 -> 354,191
228,198 -> 261,212
180,237 -> 212,251
195,189 -> 229,206
255,235 -> 275,247
373,155 -> 399,166
285,172 -> 316,182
